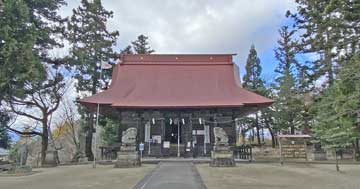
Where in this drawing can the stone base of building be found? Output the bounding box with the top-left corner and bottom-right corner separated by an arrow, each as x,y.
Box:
114,145 -> 141,168
42,151 -> 58,167
210,144 -> 235,167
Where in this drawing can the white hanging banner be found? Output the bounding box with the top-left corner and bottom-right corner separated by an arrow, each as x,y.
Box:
204,125 -> 210,143
145,122 -> 151,142
192,130 -> 204,135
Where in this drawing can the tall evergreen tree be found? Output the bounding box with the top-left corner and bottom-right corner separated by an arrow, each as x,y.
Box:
243,45 -> 265,145
120,45 -> 133,54
288,0 -> 360,87
131,34 -> 155,54
273,26 -> 303,134
312,54 -> 360,169
0,0 -> 67,102
243,45 -> 264,91
0,0 -> 41,99
0,110 -> 10,149
67,0 -> 119,160
0,0 -> 66,163
260,85 -> 278,147
286,1 -> 360,167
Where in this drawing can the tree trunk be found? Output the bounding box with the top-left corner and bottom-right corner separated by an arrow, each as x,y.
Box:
84,66 -> 100,161
268,127 -> 276,148
41,120 -> 49,165
85,113 -> 94,161
335,149 -> 340,172
352,141 -> 358,161
290,125 -> 295,134
356,139 -> 360,161
240,130 -> 246,145
251,128 -> 255,142
255,113 -> 261,145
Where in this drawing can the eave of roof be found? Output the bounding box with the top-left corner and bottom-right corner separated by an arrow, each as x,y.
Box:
78,54 -> 273,109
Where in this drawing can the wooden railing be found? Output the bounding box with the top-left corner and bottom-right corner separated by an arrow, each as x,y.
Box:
233,145 -> 252,160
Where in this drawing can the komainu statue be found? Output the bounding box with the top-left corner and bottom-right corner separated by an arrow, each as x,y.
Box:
213,127 -> 229,145
121,128 -> 137,145
116,127 -> 140,168
211,127 -> 235,167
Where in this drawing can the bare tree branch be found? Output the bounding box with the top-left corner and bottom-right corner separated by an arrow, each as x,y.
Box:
5,125 -> 42,136
8,102 -> 43,121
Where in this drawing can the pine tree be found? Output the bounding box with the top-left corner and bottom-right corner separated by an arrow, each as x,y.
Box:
243,45 -> 265,145
0,110 -> 10,149
0,0 -> 67,102
273,26 -> 303,134
312,54 -> 360,169
0,0 -> 66,164
243,45 -> 264,91
0,0 -> 45,99
131,34 -> 155,54
67,0 -> 119,160
120,45 -> 133,54
288,0 -> 360,87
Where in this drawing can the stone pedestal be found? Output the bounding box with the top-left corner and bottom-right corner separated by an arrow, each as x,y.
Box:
114,145 -> 141,168
210,144 -> 235,167
42,151 -> 58,167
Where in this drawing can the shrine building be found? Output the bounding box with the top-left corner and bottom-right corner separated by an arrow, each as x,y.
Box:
79,54 -> 273,158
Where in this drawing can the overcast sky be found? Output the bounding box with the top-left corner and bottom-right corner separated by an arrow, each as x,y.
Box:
60,0 -> 296,80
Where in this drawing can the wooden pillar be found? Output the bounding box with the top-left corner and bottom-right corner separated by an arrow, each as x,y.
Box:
213,114 -> 217,146
231,110 -> 237,146
139,115 -> 144,143
189,115 -> 193,157
135,117 -> 140,147
117,110 -> 123,143
160,118 -> 165,157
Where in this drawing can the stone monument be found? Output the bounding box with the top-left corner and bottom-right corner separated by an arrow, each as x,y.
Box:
42,151 -> 59,167
210,127 -> 235,167
8,143 -> 32,174
16,145 -> 28,167
114,127 -> 141,168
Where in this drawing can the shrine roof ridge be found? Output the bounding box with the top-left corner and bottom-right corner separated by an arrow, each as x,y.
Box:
119,54 -> 237,65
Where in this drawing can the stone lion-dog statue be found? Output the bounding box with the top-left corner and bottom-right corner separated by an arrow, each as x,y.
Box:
121,127 -> 137,145
213,127 -> 229,145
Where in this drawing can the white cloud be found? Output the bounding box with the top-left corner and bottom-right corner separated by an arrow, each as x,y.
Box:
60,0 -> 296,65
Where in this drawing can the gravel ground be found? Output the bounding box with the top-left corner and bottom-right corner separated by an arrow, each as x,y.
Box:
196,163 -> 360,189
0,164 -> 155,189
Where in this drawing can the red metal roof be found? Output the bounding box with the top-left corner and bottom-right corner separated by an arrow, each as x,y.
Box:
79,54 -> 273,109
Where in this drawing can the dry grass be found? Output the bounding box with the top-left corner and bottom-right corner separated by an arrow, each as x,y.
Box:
0,164 -> 155,189
196,163 -> 360,189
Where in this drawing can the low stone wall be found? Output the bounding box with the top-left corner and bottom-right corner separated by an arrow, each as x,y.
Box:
252,146 -> 280,160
